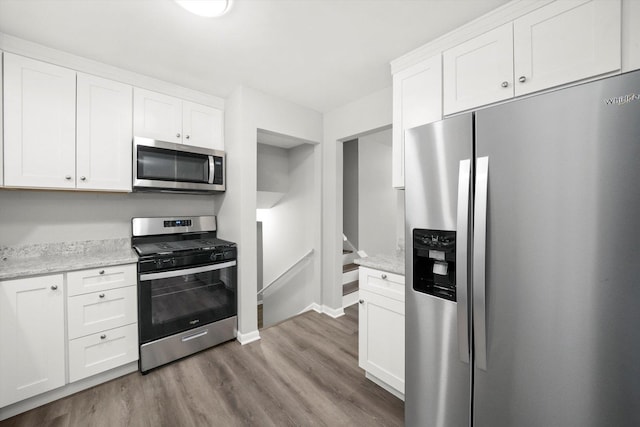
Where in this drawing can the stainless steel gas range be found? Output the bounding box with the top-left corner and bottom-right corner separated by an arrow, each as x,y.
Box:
132,216 -> 237,373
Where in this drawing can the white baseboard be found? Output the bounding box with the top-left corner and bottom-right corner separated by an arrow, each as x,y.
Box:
0,362 -> 138,421
322,305 -> 345,318
299,302 -> 322,314
237,330 -> 261,345
342,290 -> 359,308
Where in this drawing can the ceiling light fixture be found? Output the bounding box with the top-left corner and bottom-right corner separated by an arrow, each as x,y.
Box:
175,0 -> 233,18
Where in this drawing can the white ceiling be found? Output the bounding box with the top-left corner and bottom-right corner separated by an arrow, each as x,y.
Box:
0,0 -> 509,113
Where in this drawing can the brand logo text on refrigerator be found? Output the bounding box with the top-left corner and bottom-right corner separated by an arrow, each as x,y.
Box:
604,93 -> 640,105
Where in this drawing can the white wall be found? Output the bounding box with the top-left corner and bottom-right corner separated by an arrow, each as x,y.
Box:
260,143 -> 316,326
358,129 -> 397,256
257,143 -> 289,193
322,87 -> 392,314
0,190 -> 216,247
217,85 -> 322,342
342,139 -> 358,248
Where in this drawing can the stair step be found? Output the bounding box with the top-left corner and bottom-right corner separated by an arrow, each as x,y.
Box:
343,262 -> 359,273
343,280 -> 359,296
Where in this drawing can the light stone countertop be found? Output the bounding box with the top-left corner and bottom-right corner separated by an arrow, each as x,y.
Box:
354,253 -> 405,276
0,238 -> 138,281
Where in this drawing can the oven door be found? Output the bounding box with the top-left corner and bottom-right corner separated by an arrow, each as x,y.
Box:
138,260 -> 237,344
133,137 -> 225,192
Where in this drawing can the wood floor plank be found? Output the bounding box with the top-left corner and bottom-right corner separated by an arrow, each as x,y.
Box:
1,306 -> 403,427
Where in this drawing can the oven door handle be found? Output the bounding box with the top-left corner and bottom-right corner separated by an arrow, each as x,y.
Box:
139,260 -> 237,281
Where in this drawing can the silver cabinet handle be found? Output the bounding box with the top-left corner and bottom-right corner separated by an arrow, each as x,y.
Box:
381,274 -> 387,279
100,334 -> 107,340
99,270 -> 105,275
456,159 -> 471,364
185,135 -> 190,139
501,81 -> 509,88
359,299 -> 364,304
51,285 -> 58,290
473,156 -> 490,371
518,76 -> 527,83
176,133 -> 181,138
80,176 -> 86,181
65,175 -> 72,180
99,293 -> 105,298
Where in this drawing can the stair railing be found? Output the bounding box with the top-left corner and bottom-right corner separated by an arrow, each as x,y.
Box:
258,249 -> 314,296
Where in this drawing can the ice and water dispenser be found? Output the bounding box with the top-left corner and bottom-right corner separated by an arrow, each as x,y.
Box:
412,229 -> 456,301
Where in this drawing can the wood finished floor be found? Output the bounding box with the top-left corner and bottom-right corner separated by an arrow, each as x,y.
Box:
2,306 -> 403,427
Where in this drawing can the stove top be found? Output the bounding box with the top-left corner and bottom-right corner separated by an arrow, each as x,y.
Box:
133,237 -> 235,257
131,216 -> 236,259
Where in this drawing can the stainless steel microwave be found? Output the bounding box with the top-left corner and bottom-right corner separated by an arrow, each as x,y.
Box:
133,137 -> 225,193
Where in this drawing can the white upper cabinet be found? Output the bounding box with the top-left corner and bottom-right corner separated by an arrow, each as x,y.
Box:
514,0 -> 621,96
3,53 -> 76,189
392,55 -> 442,189
1,51 -> 3,187
77,73 -> 133,191
134,88 -> 224,150
441,0 -> 621,114
133,88 -> 183,144
182,100 -> 224,150
443,23 -> 514,115
622,0 -> 640,72
0,274 -> 65,407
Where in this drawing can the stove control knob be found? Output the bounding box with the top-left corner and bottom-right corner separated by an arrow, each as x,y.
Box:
170,258 -> 177,266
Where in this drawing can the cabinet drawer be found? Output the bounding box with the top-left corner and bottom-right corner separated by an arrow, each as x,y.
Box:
68,285 -> 137,339
68,323 -> 138,383
67,264 -> 136,296
359,267 -> 405,302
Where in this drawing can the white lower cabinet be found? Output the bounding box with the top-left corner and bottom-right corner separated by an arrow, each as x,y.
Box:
68,323 -> 138,383
67,285 -> 137,339
66,264 -> 138,383
358,267 -> 405,396
0,274 -> 66,407
0,264 -> 138,410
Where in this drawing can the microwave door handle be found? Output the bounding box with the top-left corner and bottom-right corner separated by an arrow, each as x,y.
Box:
139,260 -> 236,281
208,156 -> 215,184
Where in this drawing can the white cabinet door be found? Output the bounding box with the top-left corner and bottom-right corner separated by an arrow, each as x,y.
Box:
1,51 -> 4,187
358,289 -> 405,394
392,55 -> 442,189
67,264 -> 137,297
77,73 -> 133,191
68,323 -> 138,383
443,23 -> 514,115
67,286 -> 137,340
3,53 -> 76,189
0,274 -> 65,407
133,88 -> 182,144
514,0 -> 621,96
622,0 -> 640,72
182,100 -> 224,150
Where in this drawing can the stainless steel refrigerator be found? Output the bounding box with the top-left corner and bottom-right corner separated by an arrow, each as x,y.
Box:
405,70 -> 640,427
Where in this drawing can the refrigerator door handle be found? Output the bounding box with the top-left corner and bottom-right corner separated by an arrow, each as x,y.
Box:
456,159 -> 471,364
473,156 -> 489,371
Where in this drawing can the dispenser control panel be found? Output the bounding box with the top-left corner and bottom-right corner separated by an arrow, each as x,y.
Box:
413,229 -> 456,301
